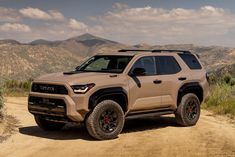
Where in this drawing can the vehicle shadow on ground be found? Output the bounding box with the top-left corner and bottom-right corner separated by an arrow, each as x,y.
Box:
19,116 -> 179,141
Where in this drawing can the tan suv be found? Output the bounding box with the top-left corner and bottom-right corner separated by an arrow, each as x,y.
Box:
28,49 -> 209,140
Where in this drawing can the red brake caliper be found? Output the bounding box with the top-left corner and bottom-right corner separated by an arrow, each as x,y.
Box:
104,116 -> 110,124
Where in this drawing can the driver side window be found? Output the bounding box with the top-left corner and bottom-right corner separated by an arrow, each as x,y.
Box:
131,56 -> 156,76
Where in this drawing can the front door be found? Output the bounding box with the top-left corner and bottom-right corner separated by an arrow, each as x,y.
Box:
128,56 -> 163,111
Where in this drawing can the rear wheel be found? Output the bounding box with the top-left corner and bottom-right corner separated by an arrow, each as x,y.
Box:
86,100 -> 125,140
175,93 -> 200,126
35,116 -> 65,131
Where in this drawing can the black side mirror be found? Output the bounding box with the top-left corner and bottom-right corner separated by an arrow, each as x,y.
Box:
131,67 -> 146,76
75,66 -> 80,71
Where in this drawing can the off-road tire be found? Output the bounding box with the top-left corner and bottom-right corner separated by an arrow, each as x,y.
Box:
175,93 -> 200,126
86,100 -> 125,140
35,116 -> 65,131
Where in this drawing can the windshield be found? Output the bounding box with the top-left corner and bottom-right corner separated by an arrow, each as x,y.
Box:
77,55 -> 133,73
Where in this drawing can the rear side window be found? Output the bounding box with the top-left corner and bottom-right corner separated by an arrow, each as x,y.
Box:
155,56 -> 181,75
178,54 -> 202,70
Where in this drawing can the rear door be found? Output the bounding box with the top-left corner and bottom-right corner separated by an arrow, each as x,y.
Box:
154,56 -> 183,108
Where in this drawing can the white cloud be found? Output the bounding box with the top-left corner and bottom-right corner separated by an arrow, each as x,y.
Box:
19,8 -> 50,20
0,7 -> 21,22
90,5 -> 235,45
112,2 -> 129,11
0,23 -> 31,32
48,10 -> 65,21
19,7 -> 65,21
1,4 -> 235,46
68,18 -> 88,30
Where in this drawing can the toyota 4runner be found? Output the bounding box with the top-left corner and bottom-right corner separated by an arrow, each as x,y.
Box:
28,49 -> 209,140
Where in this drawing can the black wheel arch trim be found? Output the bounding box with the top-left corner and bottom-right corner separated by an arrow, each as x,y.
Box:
89,87 -> 128,111
177,82 -> 203,105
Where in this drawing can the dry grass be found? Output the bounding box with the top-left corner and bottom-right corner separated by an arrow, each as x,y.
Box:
0,86 -> 4,118
0,114 -> 19,143
3,80 -> 31,97
203,84 -> 235,118
0,84 -> 19,143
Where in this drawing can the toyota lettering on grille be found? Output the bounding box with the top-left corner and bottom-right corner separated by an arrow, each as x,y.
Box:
39,86 -> 55,92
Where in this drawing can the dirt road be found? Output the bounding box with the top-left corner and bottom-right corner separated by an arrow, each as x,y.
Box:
0,97 -> 235,157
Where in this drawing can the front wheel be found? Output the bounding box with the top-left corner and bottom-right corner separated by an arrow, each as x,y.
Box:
86,100 -> 125,140
175,93 -> 201,126
35,116 -> 65,131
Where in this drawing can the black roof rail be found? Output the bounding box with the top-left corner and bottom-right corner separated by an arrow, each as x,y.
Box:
118,49 -> 153,52
152,49 -> 191,54
118,49 -> 191,54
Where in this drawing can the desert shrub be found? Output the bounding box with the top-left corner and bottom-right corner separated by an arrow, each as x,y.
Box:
203,84 -> 235,117
3,79 -> 31,96
0,86 -> 4,110
230,78 -> 235,86
18,81 -> 31,90
207,72 -> 218,84
223,73 -> 232,84
205,84 -> 231,107
4,79 -> 31,91
4,80 -> 17,88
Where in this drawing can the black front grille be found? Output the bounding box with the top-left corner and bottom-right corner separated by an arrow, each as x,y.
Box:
32,83 -> 68,95
28,96 -> 71,122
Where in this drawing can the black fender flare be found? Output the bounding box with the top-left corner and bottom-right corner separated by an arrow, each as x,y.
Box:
88,87 -> 128,110
177,82 -> 203,105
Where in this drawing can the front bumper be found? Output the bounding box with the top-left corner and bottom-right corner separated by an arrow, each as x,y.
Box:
28,92 -> 84,122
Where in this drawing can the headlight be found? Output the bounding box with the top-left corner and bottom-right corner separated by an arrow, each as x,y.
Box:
71,83 -> 95,94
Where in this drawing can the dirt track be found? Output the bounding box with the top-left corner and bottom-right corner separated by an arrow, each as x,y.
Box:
0,97 -> 235,157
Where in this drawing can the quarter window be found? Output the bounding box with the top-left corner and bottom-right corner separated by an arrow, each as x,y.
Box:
178,54 -> 202,70
156,56 -> 181,75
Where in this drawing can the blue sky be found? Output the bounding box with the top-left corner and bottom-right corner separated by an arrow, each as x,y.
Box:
1,0 -> 235,46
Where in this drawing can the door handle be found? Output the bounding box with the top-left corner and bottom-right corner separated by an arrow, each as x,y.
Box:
178,77 -> 187,81
153,79 -> 162,84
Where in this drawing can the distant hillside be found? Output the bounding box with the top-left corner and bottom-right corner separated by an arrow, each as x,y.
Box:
29,39 -> 56,45
214,63 -> 235,77
57,33 -> 126,57
0,33 -> 127,80
0,33 -> 234,80
0,39 -> 21,45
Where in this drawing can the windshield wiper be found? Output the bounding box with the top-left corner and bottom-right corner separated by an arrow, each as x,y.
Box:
63,70 -> 83,75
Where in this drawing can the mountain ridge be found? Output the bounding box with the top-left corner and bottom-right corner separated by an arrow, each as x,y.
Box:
0,33 -> 234,80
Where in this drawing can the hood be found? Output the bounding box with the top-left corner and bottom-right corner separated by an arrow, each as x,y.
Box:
34,71 -> 116,85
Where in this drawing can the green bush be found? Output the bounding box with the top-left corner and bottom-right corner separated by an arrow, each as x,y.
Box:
207,73 -> 218,84
203,84 -> 235,117
4,80 -> 31,91
3,79 -> 31,96
206,84 -> 231,106
230,78 -> 235,86
207,73 -> 235,85
223,73 -> 232,84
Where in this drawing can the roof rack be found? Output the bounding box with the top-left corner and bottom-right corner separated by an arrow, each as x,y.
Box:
118,49 -> 191,54
118,49 -> 152,52
152,49 -> 191,54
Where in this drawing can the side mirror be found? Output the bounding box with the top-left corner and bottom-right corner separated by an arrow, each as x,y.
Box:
75,66 -> 80,71
131,67 -> 146,76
